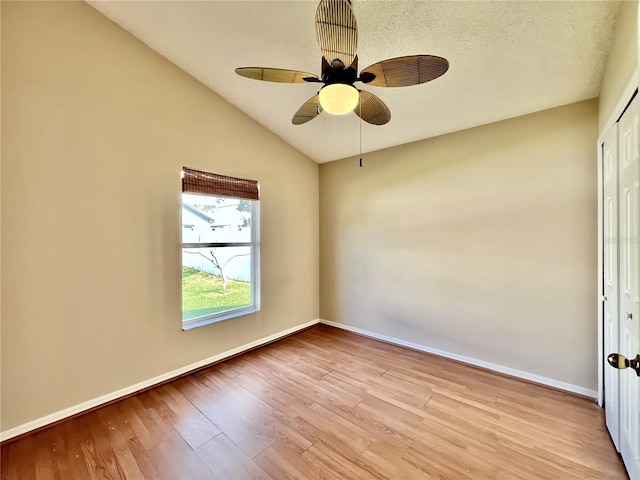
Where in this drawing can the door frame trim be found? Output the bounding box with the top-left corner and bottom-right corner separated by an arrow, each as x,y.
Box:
597,67 -> 639,407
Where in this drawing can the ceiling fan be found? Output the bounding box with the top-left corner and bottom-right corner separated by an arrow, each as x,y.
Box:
235,0 -> 449,126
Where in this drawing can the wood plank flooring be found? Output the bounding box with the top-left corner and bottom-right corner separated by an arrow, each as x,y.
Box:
0,325 -> 627,479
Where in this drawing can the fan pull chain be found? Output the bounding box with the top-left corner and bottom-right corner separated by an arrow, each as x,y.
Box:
359,91 -> 363,168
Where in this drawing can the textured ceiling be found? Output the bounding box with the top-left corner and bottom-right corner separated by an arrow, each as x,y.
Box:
87,0 -> 620,163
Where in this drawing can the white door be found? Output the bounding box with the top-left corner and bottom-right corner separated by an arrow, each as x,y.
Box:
603,124 -> 620,450
617,93 -> 640,480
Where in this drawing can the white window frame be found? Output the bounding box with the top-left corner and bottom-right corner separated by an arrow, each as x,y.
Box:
181,196 -> 260,330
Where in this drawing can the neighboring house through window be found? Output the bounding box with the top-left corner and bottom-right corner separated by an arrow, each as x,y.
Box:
181,167 -> 260,329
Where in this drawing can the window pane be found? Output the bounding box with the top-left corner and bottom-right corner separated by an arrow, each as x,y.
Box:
182,194 -> 252,244
182,246 -> 253,321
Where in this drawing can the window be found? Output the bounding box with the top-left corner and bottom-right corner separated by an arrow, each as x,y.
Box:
181,167 -> 260,330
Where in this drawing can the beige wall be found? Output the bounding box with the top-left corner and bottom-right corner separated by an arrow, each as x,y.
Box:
599,0 -> 638,130
320,100 -> 599,390
1,1 -> 319,431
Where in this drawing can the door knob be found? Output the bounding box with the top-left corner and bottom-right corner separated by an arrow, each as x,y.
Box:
607,353 -> 640,377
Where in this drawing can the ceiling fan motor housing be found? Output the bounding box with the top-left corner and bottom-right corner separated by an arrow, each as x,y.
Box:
321,61 -> 358,86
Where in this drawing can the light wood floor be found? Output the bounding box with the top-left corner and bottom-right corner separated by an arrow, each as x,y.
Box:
1,325 -> 627,479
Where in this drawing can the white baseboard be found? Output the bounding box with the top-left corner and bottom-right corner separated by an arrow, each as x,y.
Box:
2,317 -> 597,442
0,319 -> 320,442
319,319 -> 598,399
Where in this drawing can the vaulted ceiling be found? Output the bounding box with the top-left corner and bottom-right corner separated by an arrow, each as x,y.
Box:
88,0 -> 620,163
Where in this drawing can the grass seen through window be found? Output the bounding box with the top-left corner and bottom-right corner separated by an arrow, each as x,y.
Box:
182,267 -> 251,320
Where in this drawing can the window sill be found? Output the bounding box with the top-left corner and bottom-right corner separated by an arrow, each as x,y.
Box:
182,306 -> 258,331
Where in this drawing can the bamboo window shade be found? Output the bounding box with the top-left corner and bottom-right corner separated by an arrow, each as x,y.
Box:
182,167 -> 259,201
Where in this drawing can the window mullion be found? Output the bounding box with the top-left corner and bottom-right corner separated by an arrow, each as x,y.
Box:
182,242 -> 253,248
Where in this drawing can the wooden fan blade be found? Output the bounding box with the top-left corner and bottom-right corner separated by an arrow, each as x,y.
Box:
292,95 -> 323,125
235,67 -> 319,83
361,55 -> 449,87
315,0 -> 357,67
355,91 -> 390,125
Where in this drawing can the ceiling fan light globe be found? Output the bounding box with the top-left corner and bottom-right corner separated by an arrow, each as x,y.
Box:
319,84 -> 359,115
